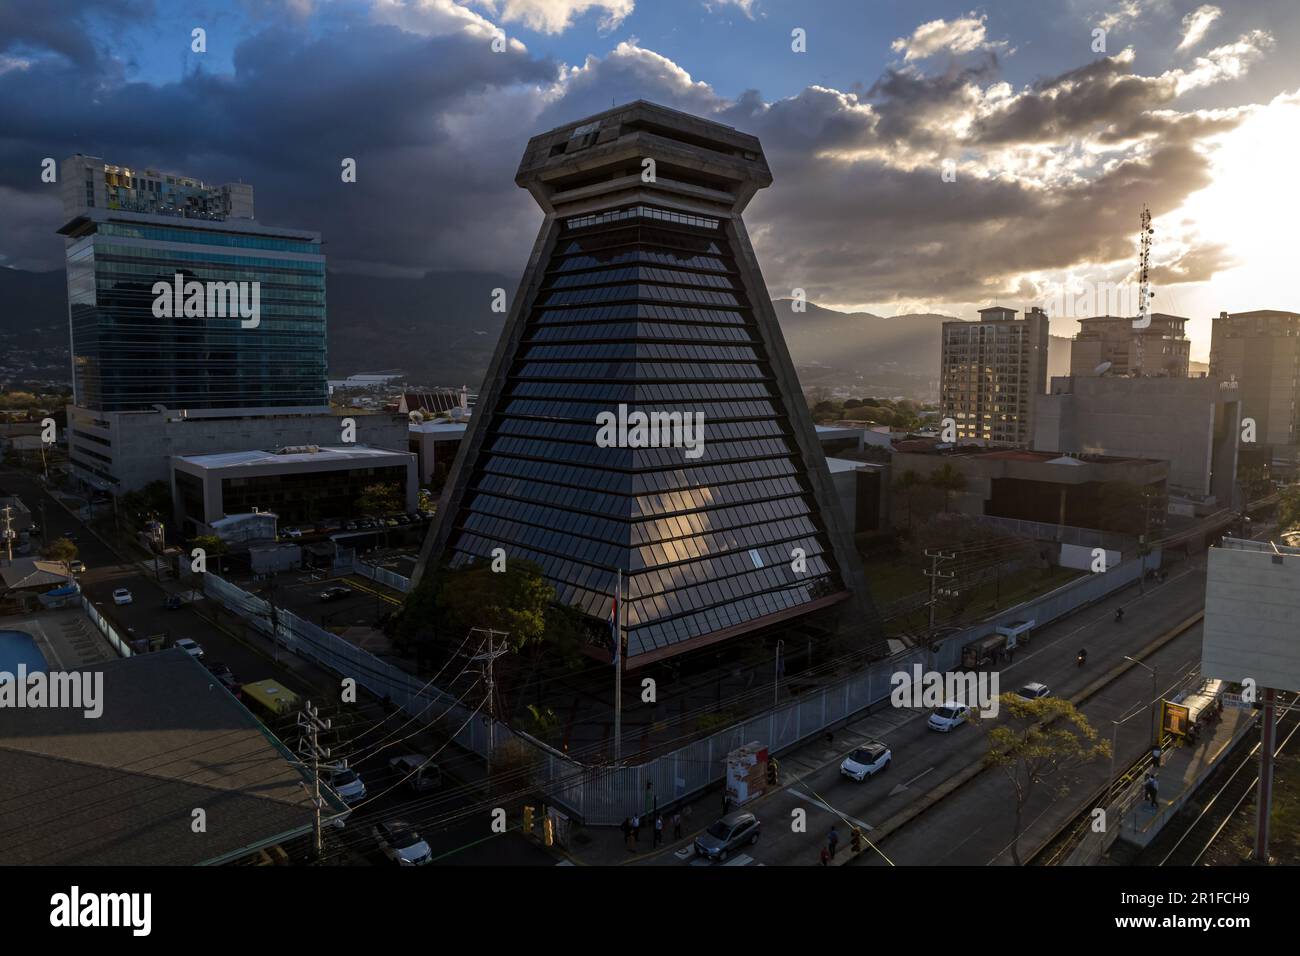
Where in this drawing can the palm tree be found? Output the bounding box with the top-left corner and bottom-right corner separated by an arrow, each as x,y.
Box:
929,464 -> 968,513
892,469 -> 925,531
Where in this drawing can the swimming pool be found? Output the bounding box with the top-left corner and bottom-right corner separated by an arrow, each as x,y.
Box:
0,630 -> 48,680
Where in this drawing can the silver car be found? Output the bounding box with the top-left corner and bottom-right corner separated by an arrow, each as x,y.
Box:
694,810 -> 760,862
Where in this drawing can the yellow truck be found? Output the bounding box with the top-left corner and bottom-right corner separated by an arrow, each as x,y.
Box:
240,679 -> 301,720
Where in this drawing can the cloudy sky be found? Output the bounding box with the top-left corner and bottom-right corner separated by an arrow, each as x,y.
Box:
2,0 -> 1297,359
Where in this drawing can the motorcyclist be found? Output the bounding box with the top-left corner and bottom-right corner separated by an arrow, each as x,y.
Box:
1077,648 -> 1088,666
1114,607 -> 1125,622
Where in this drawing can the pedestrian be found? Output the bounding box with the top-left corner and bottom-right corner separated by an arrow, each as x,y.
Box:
1152,745 -> 1162,768
632,813 -> 641,844
722,792 -> 731,816
622,817 -> 634,852
819,845 -> 830,866
1006,645 -> 1015,664
828,826 -> 840,859
654,814 -> 664,848
1149,775 -> 1160,808
1143,774 -> 1157,809
672,811 -> 682,840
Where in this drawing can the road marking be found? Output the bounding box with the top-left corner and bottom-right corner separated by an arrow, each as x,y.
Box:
788,788 -> 873,832
888,766 -> 934,797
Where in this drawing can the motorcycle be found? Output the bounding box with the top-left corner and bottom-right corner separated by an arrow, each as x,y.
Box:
1076,650 -> 1088,667
1114,607 -> 1125,623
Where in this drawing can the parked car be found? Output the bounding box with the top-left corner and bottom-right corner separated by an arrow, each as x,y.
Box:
68,560 -> 86,574
327,766 -> 367,804
164,595 -> 183,610
204,661 -> 241,697
928,701 -> 971,732
283,528 -> 303,539
319,585 -> 353,602
342,520 -> 357,532
840,741 -> 892,781
111,587 -> 133,605
388,754 -> 443,793
383,517 -> 399,528
172,637 -> 205,660
373,820 -> 432,866
694,811 -> 760,862
1016,682 -> 1051,700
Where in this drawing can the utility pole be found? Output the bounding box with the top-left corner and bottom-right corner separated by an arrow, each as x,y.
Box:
923,549 -> 956,664
469,626 -> 508,783
297,701 -> 332,859
1,505 -> 13,564
612,567 -> 626,763
267,571 -> 280,664
1255,688 -> 1276,862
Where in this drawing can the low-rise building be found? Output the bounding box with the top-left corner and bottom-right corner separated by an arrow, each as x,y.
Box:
408,420 -> 467,485
1033,375 -> 1240,507
171,444 -> 417,536
891,440 -> 1168,529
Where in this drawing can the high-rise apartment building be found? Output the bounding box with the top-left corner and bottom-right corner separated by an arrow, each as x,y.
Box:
940,306 -> 1050,445
1069,313 -> 1190,378
418,101 -> 880,667
1209,309 -> 1300,460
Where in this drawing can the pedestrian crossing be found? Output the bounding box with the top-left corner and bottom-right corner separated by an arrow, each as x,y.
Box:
689,852 -> 763,866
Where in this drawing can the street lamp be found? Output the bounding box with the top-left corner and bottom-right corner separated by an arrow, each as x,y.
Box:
774,639 -> 784,708
1123,655 -> 1160,751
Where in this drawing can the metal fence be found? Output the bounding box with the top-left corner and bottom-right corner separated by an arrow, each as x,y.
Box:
81,595 -> 133,658
969,514 -> 1135,554
351,559 -> 413,593
203,550 -> 1158,825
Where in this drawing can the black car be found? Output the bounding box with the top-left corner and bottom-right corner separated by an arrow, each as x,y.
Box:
164,595 -> 183,610
319,585 -> 353,602
694,811 -> 760,862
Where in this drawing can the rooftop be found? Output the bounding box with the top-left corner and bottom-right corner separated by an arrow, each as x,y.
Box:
175,444 -> 410,470
0,651 -> 330,865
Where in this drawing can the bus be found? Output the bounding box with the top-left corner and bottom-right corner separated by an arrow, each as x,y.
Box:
241,679 -> 301,721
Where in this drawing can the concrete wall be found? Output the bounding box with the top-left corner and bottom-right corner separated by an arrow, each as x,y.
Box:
67,405 -> 409,492
1033,376 -> 1238,500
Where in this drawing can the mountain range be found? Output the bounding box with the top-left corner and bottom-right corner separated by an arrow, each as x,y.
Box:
0,267 -> 1072,396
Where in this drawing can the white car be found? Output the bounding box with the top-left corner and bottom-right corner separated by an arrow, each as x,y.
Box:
373,821 -> 432,866
840,742 -> 891,781
111,588 -> 133,605
173,638 -> 204,660
928,701 -> 971,732
327,767 -> 367,804
1017,682 -> 1051,700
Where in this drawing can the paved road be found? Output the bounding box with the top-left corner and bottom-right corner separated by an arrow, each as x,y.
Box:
643,553 -> 1210,867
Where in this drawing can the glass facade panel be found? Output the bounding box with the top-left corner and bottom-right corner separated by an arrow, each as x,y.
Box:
442,205 -> 846,659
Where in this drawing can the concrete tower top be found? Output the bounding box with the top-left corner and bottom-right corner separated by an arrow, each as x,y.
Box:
515,99 -> 772,217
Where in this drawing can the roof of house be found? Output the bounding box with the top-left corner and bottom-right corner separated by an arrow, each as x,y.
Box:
0,651 -> 332,865
0,558 -> 70,591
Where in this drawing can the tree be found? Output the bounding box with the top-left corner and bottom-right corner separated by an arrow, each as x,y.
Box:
357,482 -> 404,516
1278,484 -> 1300,536
928,464 -> 967,512
42,537 -> 78,571
978,694 -> 1111,865
396,559 -> 554,655
892,469 -> 925,531
189,534 -> 229,576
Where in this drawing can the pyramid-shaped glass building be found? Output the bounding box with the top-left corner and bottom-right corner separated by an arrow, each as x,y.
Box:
419,101 -> 881,667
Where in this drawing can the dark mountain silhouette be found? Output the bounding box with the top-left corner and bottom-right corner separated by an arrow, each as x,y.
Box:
0,268 -> 1071,389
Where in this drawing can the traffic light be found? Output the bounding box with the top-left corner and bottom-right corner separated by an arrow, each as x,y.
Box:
543,816 -> 555,847
522,805 -> 535,833
766,758 -> 780,786
850,827 -> 863,855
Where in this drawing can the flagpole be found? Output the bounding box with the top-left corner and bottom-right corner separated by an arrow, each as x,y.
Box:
613,566 -> 623,763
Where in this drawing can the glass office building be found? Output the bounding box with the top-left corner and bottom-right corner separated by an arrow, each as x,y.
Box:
423,102 -> 880,667
60,208 -> 327,412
